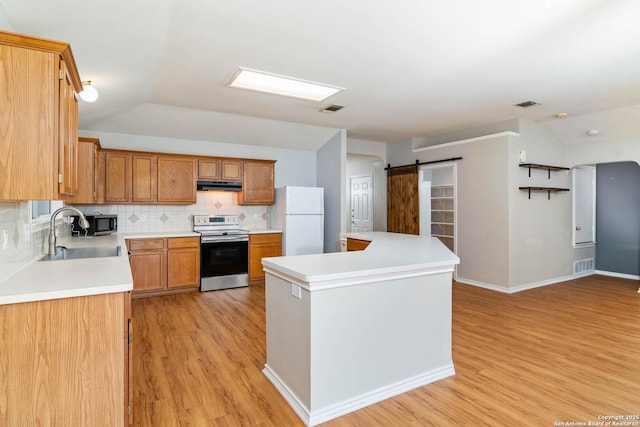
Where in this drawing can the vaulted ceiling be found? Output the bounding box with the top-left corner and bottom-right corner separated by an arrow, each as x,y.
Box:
2,0 -> 639,150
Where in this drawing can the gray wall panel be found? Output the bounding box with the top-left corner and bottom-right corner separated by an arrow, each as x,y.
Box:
595,162 -> 640,275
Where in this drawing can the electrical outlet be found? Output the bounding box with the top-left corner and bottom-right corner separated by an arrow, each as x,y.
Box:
140,214 -> 146,222
291,283 -> 302,299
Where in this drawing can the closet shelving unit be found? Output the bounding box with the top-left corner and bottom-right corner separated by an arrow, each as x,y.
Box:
518,163 -> 570,199
430,184 -> 454,251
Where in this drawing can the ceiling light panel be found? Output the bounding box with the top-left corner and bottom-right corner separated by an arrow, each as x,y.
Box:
228,68 -> 344,102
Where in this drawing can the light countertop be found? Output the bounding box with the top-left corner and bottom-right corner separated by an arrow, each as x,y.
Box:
262,232 -> 459,289
248,229 -> 282,234
0,231 -> 198,305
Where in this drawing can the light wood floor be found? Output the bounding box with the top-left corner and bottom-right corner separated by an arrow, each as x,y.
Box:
131,275 -> 640,426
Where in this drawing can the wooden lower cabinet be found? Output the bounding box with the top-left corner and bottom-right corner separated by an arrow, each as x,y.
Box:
249,233 -> 282,285
167,237 -> 200,288
0,291 -> 131,426
346,237 -> 371,251
128,236 -> 200,297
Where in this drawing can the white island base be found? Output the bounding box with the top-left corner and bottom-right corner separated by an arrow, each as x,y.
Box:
262,232 -> 459,426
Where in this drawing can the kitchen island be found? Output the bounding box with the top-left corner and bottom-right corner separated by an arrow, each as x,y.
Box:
261,232 -> 460,426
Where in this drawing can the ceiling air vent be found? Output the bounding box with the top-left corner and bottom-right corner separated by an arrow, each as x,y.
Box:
321,104 -> 344,113
515,100 -> 540,108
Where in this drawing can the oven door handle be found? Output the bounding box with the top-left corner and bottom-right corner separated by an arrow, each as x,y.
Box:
201,236 -> 249,243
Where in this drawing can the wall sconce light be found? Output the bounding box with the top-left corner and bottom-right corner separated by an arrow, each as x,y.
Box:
79,81 -> 99,102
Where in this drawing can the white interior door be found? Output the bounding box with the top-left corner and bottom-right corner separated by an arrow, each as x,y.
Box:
573,166 -> 596,245
350,175 -> 373,232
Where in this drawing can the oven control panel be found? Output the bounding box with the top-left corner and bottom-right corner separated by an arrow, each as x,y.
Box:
193,215 -> 241,226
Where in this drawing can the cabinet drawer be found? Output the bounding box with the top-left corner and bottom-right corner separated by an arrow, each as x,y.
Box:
249,233 -> 281,244
128,238 -> 165,251
167,237 -> 200,249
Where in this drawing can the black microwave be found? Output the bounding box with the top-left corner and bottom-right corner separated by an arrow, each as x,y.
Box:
71,214 -> 118,236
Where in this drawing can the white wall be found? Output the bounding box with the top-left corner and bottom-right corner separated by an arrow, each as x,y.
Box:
0,6 -> 15,31
80,130 -> 278,159
387,136 -> 511,288
388,119 -> 640,291
317,130 -> 347,253
565,136 -> 640,167
274,149 -> 317,187
507,121 -> 576,289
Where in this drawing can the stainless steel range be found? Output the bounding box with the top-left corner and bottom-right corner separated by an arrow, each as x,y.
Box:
193,215 -> 249,291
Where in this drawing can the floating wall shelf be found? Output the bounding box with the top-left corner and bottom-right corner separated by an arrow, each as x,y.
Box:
519,186 -> 570,200
519,163 -> 570,179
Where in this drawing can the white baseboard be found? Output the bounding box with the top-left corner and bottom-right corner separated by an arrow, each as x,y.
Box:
595,270 -> 640,281
263,363 -> 455,426
456,271 -> 595,294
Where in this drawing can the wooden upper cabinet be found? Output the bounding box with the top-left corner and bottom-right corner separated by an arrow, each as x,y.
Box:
58,58 -> 78,197
198,159 -> 221,180
104,152 -> 131,203
0,31 -> 82,201
199,158 -> 243,181
73,137 -> 100,204
221,159 -> 243,182
239,160 -> 275,205
157,156 -> 196,204
131,154 -> 156,203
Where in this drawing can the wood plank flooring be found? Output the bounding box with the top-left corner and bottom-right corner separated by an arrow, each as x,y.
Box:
131,275 -> 640,426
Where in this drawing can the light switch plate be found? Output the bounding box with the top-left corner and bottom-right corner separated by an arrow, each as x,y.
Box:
519,150 -> 527,163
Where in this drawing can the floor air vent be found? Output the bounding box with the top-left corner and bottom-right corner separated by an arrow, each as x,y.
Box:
574,258 -> 594,274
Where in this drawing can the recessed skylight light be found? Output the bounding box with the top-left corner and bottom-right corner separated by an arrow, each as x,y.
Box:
227,68 -> 344,102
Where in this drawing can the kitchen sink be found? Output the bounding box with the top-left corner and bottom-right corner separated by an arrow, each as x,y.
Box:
39,245 -> 122,261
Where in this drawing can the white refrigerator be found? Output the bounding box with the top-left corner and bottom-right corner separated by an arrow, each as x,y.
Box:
271,186 -> 324,256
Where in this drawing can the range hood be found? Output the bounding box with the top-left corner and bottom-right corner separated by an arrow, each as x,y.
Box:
196,180 -> 242,192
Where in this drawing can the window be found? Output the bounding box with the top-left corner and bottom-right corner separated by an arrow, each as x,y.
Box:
30,200 -> 63,230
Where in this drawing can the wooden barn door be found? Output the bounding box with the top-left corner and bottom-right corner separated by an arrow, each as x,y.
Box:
387,166 -> 419,234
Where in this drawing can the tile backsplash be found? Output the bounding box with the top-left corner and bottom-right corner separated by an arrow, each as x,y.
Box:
0,201 -> 49,283
0,192 -> 269,284
72,191 -> 269,234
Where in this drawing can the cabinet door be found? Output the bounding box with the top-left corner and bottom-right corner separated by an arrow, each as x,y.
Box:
198,159 -> 221,180
73,137 -> 98,204
58,58 -> 78,197
248,233 -> 282,283
131,154 -> 156,203
0,45 -> 56,200
167,247 -> 200,288
347,238 -> 370,251
124,291 -> 132,425
129,250 -> 166,291
0,293 -> 126,426
104,152 -> 131,203
239,161 -> 275,205
221,159 -> 243,182
157,157 -> 196,204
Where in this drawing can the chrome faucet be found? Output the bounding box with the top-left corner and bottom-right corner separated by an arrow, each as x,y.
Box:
48,207 -> 90,256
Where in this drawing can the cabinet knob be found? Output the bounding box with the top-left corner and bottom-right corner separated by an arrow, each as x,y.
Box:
575,226 -> 582,231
